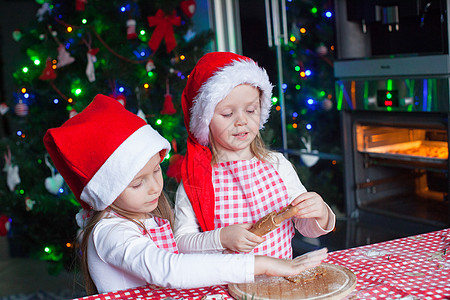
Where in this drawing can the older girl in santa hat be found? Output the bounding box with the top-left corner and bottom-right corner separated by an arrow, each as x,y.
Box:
175,52 -> 336,259
44,94 -> 328,295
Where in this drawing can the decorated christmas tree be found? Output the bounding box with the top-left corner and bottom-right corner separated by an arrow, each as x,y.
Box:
272,0 -> 342,210
0,0 -> 212,273
237,0 -> 341,212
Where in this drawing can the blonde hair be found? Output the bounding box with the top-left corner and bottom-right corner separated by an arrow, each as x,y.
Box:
79,193 -> 174,295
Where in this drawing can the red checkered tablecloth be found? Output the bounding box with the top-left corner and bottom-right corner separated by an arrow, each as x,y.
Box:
74,285 -> 232,300
325,228 -> 450,300
74,228 -> 450,300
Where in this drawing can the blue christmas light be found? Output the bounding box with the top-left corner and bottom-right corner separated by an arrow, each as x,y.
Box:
58,188 -> 64,194
53,98 -> 59,104
305,70 -> 312,76
282,84 -> 287,90
293,112 -> 298,118
325,11 -> 333,18
306,123 -> 312,130
307,98 -> 315,105
16,130 -> 23,136
118,87 -> 125,93
120,6 -> 126,12
23,93 -> 29,99
133,45 -> 151,59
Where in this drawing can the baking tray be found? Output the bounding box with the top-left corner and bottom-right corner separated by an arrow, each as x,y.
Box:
359,140 -> 448,164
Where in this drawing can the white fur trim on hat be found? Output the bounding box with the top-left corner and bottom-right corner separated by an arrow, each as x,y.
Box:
190,58 -> 273,146
80,125 -> 170,211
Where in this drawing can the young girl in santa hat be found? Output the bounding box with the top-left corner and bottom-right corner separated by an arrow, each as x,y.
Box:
43,94 -> 328,295
175,52 -> 336,259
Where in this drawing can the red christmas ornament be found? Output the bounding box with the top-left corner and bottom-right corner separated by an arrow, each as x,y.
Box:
171,138 -> 178,153
39,58 -> 57,81
147,9 -> 181,53
180,0 -> 196,18
161,93 -> 176,115
166,154 -> 184,183
127,19 -> 138,40
88,48 -> 99,56
161,79 -> 176,115
0,215 -> 10,236
76,0 -> 87,11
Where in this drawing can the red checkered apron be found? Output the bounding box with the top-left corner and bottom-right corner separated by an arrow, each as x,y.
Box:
213,160 -> 294,258
146,217 -> 179,254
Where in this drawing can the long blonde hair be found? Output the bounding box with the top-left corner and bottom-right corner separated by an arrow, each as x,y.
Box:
79,193 -> 174,295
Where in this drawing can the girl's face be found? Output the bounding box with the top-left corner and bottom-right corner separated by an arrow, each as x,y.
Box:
209,84 -> 261,161
113,153 -> 163,218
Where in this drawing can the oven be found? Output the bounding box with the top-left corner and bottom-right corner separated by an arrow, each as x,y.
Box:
334,0 -> 450,230
338,78 -> 449,228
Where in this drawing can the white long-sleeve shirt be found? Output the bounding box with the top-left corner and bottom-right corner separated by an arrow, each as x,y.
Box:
88,213 -> 254,293
174,152 -> 336,254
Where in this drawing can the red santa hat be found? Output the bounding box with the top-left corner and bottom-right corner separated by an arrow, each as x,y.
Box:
181,52 -> 273,231
185,52 -> 273,146
44,94 -> 170,211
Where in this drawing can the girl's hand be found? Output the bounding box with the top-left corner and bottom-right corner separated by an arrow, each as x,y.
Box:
291,192 -> 329,229
254,248 -> 328,277
220,223 -> 265,253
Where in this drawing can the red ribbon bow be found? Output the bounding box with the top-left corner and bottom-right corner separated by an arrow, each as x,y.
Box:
147,9 -> 181,53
